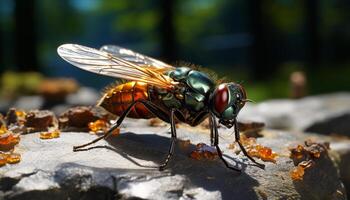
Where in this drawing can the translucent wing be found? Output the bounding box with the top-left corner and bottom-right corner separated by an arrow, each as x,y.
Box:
100,45 -> 175,72
57,44 -> 175,89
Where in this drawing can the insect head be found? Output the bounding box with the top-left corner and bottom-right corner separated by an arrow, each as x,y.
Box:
211,83 -> 247,128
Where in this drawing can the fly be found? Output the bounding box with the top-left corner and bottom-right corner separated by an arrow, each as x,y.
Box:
57,44 -> 265,172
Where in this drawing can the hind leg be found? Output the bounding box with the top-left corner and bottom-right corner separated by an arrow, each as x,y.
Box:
73,100 -> 143,151
159,109 -> 177,171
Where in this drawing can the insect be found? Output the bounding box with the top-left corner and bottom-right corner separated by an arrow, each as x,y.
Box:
57,44 -> 265,172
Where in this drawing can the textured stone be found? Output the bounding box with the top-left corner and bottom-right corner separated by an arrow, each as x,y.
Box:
0,119 -> 348,200
25,110 -> 56,132
239,92 -> 350,136
13,96 -> 44,111
37,78 -> 79,101
305,113 -> 350,135
58,106 -> 99,131
66,87 -> 100,106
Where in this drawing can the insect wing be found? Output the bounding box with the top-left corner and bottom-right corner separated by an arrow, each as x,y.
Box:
100,45 -> 174,72
57,44 -> 175,89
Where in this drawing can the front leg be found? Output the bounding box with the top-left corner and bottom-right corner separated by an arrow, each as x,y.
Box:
209,115 -> 214,146
159,108 -> 177,171
234,119 -> 265,169
210,113 -> 241,172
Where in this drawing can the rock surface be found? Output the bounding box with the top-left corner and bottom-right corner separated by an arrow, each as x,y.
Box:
13,96 -> 44,111
0,119 -> 348,200
6,91 -> 350,136
240,92 -> 350,136
66,87 -> 100,106
6,87 -> 98,115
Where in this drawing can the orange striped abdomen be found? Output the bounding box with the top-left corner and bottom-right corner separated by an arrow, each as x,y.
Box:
98,81 -> 154,119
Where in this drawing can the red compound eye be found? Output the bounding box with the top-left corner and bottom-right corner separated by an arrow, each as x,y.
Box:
214,84 -> 229,114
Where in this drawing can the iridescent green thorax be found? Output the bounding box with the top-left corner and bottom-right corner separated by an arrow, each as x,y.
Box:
161,67 -> 215,111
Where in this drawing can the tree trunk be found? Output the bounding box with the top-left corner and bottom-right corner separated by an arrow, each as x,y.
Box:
249,0 -> 275,80
159,0 -> 177,63
14,0 -> 38,71
0,24 -> 3,73
305,0 -> 320,70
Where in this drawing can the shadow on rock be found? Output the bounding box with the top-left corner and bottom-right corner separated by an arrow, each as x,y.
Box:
75,132 -> 260,200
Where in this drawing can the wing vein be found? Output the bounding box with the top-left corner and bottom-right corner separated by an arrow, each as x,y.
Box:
57,44 -> 176,89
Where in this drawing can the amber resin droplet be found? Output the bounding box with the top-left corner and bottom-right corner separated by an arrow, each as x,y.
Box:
88,119 -> 110,133
0,154 -> 7,167
236,135 -> 278,163
0,125 -> 7,135
190,143 -> 218,161
7,153 -> 21,164
111,127 -> 120,136
40,129 -> 60,139
0,132 -> 20,151
15,110 -> 26,118
290,165 -> 305,181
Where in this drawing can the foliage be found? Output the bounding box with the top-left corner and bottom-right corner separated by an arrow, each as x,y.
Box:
0,72 -> 43,99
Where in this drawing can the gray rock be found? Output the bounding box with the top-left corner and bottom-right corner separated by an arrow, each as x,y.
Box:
0,119 -> 348,200
66,87 -> 100,106
305,113 -> 350,135
51,104 -> 71,116
0,99 -> 10,114
13,96 -> 44,111
332,141 -> 350,199
240,92 -> 350,135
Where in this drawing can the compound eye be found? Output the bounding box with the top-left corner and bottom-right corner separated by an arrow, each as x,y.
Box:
222,106 -> 236,119
214,84 -> 229,114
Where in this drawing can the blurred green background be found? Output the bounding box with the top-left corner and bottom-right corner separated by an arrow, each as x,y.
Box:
0,0 -> 349,101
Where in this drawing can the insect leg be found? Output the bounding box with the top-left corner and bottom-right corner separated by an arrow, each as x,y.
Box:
158,108 -> 177,171
73,100 -> 143,151
234,119 -> 265,169
209,116 -> 214,146
210,113 -> 241,172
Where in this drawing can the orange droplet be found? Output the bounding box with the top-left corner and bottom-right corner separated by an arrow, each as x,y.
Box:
259,147 -> 272,156
39,132 -> 51,139
0,125 -> 7,135
0,153 -> 8,167
258,147 -> 277,162
88,119 -> 109,133
290,165 -> 305,181
296,145 -> 304,153
190,143 -> 218,161
111,128 -> 120,136
15,110 -> 26,118
241,137 -> 278,163
7,153 -> 21,164
240,135 -> 256,146
311,151 -> 321,158
15,110 -> 27,125
0,134 -> 20,150
40,129 -> 60,139
190,151 -> 201,160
